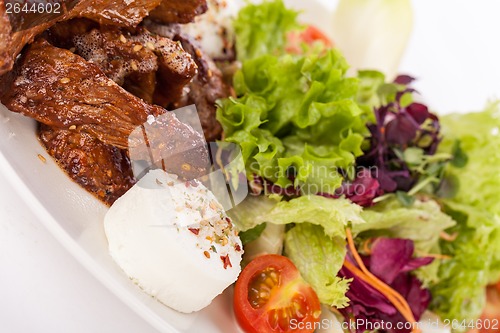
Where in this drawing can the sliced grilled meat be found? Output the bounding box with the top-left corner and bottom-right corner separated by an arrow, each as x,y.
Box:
69,26 -> 160,103
48,23 -> 197,105
73,28 -> 158,85
75,0 -> 162,27
149,0 -> 207,24
39,124 -> 135,206
1,39 -> 209,180
176,36 -> 230,141
129,29 -> 198,106
0,0 -> 163,75
6,1 -> 79,32
47,18 -> 98,49
145,22 -> 230,141
0,0 -> 12,74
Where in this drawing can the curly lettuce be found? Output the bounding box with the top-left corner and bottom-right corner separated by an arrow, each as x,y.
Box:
285,223 -> 351,308
217,50 -> 368,194
430,103 -> 500,322
229,195 -> 364,237
439,103 -> 500,216
228,194 -> 364,307
430,201 -> 500,323
233,0 -> 299,61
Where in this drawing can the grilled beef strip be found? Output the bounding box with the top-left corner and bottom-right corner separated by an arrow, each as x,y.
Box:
0,0 -> 164,75
46,18 -> 98,48
0,0 -> 12,73
129,28 -> 199,107
149,0 -> 208,24
39,124 -> 135,206
48,21 -> 198,105
176,35 -> 230,141
146,22 -> 231,141
49,22 -> 160,103
75,0 -> 162,28
0,39 -> 209,180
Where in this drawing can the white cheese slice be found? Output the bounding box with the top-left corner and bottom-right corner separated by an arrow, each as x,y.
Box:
104,169 -> 243,313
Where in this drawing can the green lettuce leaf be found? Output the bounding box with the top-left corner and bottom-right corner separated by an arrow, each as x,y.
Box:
430,103 -> 500,322
239,223 -> 267,245
430,201 -> 500,323
229,195 -> 364,238
439,102 -> 500,216
227,195 -> 280,232
285,223 -> 351,308
229,195 -> 363,307
217,50 -> 368,194
353,198 -> 456,285
234,0 -> 299,61
262,195 -> 364,238
355,199 -> 456,255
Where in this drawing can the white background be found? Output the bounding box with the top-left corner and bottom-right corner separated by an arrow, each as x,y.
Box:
2,1 -> 500,332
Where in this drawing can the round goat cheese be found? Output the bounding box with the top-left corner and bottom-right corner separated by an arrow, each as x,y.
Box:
104,169 -> 243,313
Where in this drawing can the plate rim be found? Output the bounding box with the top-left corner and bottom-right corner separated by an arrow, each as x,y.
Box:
0,136 -> 181,333
0,0 -> 334,331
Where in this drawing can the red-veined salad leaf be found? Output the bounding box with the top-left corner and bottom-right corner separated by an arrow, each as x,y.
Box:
339,238 -> 433,333
357,76 -> 447,195
354,198 -> 455,285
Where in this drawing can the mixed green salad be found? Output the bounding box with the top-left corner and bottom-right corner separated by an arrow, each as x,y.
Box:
216,1 -> 500,332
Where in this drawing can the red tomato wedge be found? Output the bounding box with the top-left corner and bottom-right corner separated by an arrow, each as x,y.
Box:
286,25 -> 333,54
299,25 -> 333,47
469,285 -> 500,333
234,254 -> 321,333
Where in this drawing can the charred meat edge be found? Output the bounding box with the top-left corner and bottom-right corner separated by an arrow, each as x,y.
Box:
1,39 -> 209,180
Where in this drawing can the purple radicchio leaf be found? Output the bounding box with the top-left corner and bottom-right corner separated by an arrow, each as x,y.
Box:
319,167 -> 381,207
394,75 -> 416,85
357,77 -> 443,196
338,238 -> 433,333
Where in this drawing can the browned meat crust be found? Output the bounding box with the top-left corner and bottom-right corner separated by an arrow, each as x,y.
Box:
7,1 -> 79,32
144,21 -> 230,141
74,28 -> 159,86
0,0 -> 163,75
177,36 -> 230,141
68,25 -> 160,103
128,29 -> 198,107
1,39 -> 209,180
47,18 -> 98,48
39,124 -> 136,206
143,22 -> 230,141
0,0 -> 12,74
149,0 -> 207,24
48,22 -> 197,105
123,70 -> 157,104
75,0 -> 162,28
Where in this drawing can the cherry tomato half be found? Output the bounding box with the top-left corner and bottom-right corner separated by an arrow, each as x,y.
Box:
470,285 -> 500,333
234,254 -> 321,333
286,25 -> 333,54
299,25 -> 333,47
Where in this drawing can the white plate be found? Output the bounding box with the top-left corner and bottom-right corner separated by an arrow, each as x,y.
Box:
2,0 -> 500,332
0,1 -> 334,333
0,99 -> 239,333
